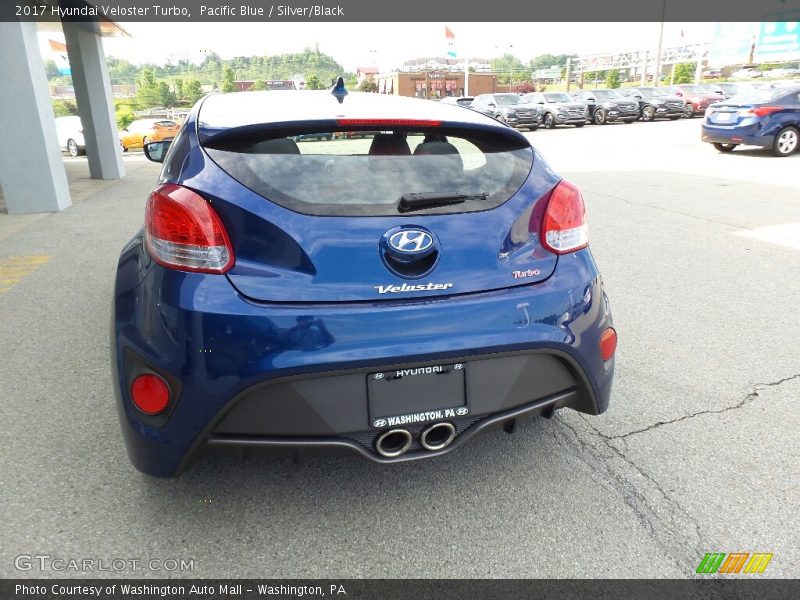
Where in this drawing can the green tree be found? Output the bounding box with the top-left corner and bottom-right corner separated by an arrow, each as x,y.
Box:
673,62 -> 696,84
221,66 -> 236,93
250,80 -> 267,91
174,79 -> 184,100
305,74 -> 324,90
52,99 -> 78,117
43,59 -> 60,79
357,79 -> 378,93
136,67 -> 161,107
184,79 -> 204,103
115,105 -> 136,129
158,81 -> 177,107
605,70 -> 621,89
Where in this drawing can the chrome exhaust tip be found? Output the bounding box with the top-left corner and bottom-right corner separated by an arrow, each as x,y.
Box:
420,422 -> 456,451
375,428 -> 413,458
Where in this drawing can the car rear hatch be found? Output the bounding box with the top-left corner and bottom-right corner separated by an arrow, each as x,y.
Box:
191,93 -> 561,303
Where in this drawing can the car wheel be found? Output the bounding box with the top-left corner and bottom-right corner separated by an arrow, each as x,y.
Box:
66,139 -> 81,157
543,113 -> 556,129
325,134 -> 333,141
712,143 -> 738,153
593,108 -> 607,125
574,123 -> 585,128
641,106 -> 655,121
772,126 -> 799,157
668,115 -> 681,120
683,105 -> 694,118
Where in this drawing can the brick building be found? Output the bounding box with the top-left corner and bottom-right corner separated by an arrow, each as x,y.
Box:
376,72 -> 498,99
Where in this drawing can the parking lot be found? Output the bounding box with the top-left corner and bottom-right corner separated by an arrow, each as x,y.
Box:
1,116 -> 798,578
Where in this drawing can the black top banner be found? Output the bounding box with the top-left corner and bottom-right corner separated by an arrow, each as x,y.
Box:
4,0 -> 800,22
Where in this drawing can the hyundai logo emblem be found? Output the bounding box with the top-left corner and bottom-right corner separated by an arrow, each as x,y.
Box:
388,230 -> 433,253
373,419 -> 387,428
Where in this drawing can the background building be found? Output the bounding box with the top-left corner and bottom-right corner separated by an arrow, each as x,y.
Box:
377,72 -> 497,98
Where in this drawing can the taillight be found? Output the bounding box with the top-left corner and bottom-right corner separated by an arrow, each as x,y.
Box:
145,184 -> 234,273
600,328 -> 617,362
130,373 -> 170,415
740,106 -> 782,117
541,180 -> 589,254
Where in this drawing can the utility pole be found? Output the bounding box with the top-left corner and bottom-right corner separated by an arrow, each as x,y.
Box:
640,50 -> 648,86
565,57 -> 572,92
653,0 -> 666,86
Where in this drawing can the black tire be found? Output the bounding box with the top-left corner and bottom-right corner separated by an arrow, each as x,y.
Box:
66,139 -> 81,157
543,113 -> 556,129
574,123 -> 585,128
528,125 -> 539,132
641,106 -> 655,121
713,143 -> 738,153
325,134 -> 333,141
683,104 -> 694,118
772,126 -> 799,157
624,119 -> 636,123
593,108 -> 607,125
142,136 -> 150,147
668,115 -> 681,120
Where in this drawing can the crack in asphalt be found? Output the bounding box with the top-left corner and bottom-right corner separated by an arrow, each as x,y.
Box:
551,414 -> 701,573
611,373 -> 800,442
585,187 -> 749,231
548,373 -> 800,574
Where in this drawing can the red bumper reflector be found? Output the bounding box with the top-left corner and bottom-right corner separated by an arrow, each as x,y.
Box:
130,374 -> 170,415
600,328 -> 618,362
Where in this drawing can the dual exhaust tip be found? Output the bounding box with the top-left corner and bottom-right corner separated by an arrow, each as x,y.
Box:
375,422 -> 456,458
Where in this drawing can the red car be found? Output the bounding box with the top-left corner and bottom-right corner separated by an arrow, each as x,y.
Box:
665,85 -> 721,118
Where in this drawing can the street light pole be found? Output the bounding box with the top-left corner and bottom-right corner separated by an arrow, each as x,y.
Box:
653,0 -> 666,86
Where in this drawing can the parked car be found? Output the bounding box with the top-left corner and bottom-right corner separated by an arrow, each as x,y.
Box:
114,88 -> 616,477
570,89 -> 639,125
703,69 -> 723,79
701,86 -> 800,156
293,132 -> 334,141
521,92 -> 588,128
664,85 -> 721,117
470,93 -> 542,130
119,118 -> 181,151
54,116 -> 85,157
731,68 -> 763,79
439,96 -> 474,108
715,82 -> 756,99
700,84 -> 728,100
620,87 -> 685,121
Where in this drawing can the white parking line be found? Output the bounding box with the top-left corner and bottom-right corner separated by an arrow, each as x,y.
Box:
736,223 -> 800,251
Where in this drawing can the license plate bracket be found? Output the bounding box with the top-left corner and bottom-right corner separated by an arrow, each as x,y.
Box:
368,363 -> 468,428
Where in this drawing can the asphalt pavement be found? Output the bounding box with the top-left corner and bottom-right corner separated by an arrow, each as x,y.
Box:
1,118 -> 798,578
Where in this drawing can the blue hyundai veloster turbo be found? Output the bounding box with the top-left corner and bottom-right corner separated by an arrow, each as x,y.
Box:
112,84 -> 616,477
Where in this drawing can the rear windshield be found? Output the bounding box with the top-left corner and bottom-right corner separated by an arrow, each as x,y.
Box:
204,128 -> 533,216
593,90 -> 623,100
495,94 -> 524,106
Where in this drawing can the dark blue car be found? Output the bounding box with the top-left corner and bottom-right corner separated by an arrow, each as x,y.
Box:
702,86 -> 800,156
112,85 -> 616,477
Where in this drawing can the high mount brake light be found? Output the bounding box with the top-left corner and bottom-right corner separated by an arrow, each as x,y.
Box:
335,119 -> 442,127
145,184 -> 234,274
541,180 -> 589,254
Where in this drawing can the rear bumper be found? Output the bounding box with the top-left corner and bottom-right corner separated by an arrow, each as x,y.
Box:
701,123 -> 774,147
113,241 -> 614,477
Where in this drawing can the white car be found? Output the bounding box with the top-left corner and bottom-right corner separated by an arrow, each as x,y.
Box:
54,116 -> 85,157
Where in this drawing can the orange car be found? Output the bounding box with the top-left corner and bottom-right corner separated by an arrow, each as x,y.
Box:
119,119 -> 180,151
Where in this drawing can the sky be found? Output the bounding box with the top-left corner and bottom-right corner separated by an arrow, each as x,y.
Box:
40,22 -> 717,71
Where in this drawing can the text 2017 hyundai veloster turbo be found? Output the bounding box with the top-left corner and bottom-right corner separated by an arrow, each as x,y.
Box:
112,85 -> 616,477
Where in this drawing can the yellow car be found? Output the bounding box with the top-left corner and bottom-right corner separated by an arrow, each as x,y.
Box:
119,119 -> 180,151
